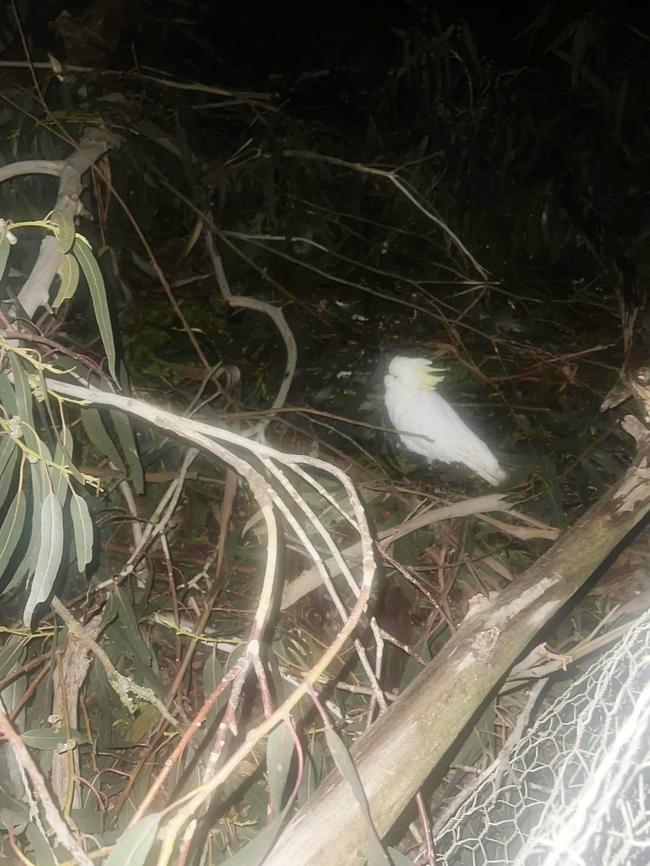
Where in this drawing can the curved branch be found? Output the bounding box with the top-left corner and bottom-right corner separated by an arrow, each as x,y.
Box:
205,229 -> 297,435
41,377 -> 378,847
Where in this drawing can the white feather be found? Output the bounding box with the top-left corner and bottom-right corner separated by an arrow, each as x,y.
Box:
384,356 -> 506,486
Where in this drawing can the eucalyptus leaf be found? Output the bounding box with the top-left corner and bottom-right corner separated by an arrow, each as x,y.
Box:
21,728 -> 86,749
52,252 -> 80,310
5,481 -> 43,597
80,407 -> 126,474
3,530 -> 38,597
9,354 -> 35,435
50,426 -> 75,504
0,232 -> 11,282
266,720 -> 296,812
70,491 -> 94,573
104,811 -> 162,866
0,803 -> 27,835
28,450 -> 51,514
0,440 -> 18,512
1,672 -> 25,729
89,662 -> 113,748
50,210 -> 76,254
25,822 -> 57,866
297,737 -> 327,807
73,235 -> 118,380
71,803 -> 103,834
129,249 -> 156,277
0,636 -> 25,681
23,492 -> 64,626
110,589 -> 153,668
0,428 -> 18,476
0,371 -> 17,415
0,719 -> 28,800
219,811 -> 286,866
325,727 -> 392,866
0,490 -> 26,583
203,648 -> 227,726
110,408 -> 144,494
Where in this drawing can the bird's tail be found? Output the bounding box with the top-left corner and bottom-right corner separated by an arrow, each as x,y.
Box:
458,442 -> 507,486
475,461 -> 507,486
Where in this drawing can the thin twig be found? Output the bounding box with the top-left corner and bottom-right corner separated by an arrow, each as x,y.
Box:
0,709 -> 94,866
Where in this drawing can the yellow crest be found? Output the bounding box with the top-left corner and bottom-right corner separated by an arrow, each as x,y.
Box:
412,359 -> 446,390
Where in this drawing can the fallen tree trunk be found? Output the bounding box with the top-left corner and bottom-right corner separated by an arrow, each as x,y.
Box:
265,417 -> 650,866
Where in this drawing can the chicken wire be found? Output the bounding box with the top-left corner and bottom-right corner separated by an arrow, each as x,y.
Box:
431,606 -> 650,866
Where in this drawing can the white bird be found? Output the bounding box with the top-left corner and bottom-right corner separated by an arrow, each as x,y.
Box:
383,356 -> 506,486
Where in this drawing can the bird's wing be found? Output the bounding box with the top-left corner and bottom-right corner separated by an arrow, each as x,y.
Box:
387,389 -> 461,461
415,392 -> 504,477
385,385 -> 505,483
428,394 -> 505,481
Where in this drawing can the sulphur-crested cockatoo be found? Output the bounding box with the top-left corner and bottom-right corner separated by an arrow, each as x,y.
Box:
384,356 -> 506,486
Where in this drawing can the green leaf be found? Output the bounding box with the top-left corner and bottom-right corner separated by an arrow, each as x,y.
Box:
10,355 -> 35,436
23,492 -> 64,626
112,589 -> 153,667
1,671 -> 26,736
88,662 -> 113,748
324,727 -> 392,866
266,721 -> 296,812
21,728 -> 86,749
219,721 -> 299,866
25,822 -> 57,866
50,426 -> 75,504
70,803 -> 103,834
297,738 -> 326,807
52,253 -> 80,310
80,407 -> 126,473
105,811 -> 162,866
219,812 -> 286,866
4,493 -> 41,597
0,371 -> 17,414
73,235 -> 117,380
0,232 -> 11,283
0,440 -> 19,513
110,408 -> 144,494
0,635 -> 26,681
50,210 -> 76,254
70,491 -> 94,573
203,649 -> 226,726
30,446 -> 53,508
0,490 -> 26,583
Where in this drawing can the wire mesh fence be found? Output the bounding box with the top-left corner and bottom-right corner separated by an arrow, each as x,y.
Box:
432,607 -> 650,866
